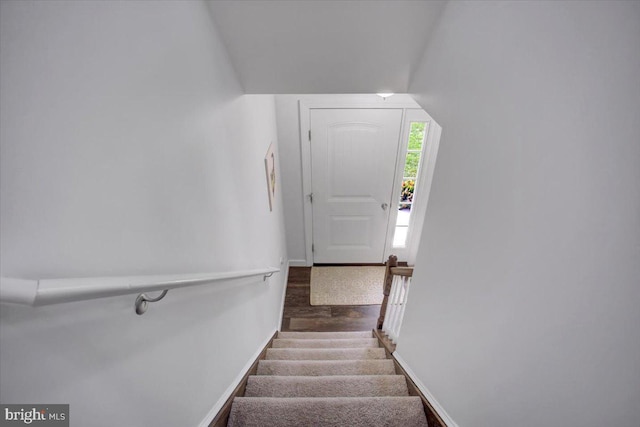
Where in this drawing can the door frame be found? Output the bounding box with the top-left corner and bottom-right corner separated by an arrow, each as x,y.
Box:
298,98 -> 439,266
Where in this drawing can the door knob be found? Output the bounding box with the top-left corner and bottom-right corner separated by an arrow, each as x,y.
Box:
381,203 -> 388,210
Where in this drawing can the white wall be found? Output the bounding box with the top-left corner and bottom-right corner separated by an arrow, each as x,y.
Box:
208,1 -> 446,93
398,2 -> 640,427
0,2 -> 287,427
275,94 -> 419,265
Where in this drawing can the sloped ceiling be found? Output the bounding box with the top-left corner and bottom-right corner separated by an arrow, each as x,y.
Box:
207,0 -> 446,94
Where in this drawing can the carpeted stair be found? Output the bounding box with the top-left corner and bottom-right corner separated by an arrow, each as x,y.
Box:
227,331 -> 428,426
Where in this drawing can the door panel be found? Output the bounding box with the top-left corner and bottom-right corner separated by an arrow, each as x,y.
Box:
311,109 -> 402,263
328,216 -> 371,247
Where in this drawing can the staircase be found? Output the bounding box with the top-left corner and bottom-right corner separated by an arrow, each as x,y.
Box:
227,331 -> 428,426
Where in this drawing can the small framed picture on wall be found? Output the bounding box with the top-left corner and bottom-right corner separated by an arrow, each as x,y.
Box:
264,142 -> 276,211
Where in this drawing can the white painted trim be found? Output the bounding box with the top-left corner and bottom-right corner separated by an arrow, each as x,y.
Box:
287,259 -> 307,267
384,109 -> 442,266
277,260 -> 290,331
393,352 -> 459,427
0,267 -> 280,307
384,108 -> 413,261
408,121 -> 442,265
299,98 -> 423,266
197,329 -> 277,427
299,100 -> 313,266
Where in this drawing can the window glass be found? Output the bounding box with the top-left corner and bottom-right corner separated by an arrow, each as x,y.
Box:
404,153 -> 420,178
393,121 -> 428,247
408,122 -> 425,150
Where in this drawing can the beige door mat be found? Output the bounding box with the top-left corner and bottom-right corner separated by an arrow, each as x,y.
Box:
310,266 -> 386,306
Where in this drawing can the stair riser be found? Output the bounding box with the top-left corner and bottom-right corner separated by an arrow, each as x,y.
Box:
272,338 -> 379,348
277,331 -> 373,339
265,348 -> 386,360
228,397 -> 428,427
244,375 -> 409,397
257,360 -> 396,376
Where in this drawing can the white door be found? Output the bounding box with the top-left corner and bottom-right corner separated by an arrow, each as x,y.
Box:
310,109 -> 403,263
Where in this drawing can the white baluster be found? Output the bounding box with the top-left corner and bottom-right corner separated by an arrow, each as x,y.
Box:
381,278 -> 392,334
395,276 -> 411,340
382,269 -> 413,344
388,275 -> 403,342
382,274 -> 399,337
390,275 -> 404,341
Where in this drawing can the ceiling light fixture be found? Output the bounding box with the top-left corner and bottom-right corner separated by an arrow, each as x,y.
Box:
376,92 -> 394,100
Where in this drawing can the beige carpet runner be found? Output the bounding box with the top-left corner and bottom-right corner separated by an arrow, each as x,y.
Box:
227,331 -> 428,427
310,266 -> 386,305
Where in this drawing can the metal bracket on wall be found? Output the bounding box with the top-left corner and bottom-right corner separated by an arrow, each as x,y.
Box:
135,290 -> 169,315
263,272 -> 275,281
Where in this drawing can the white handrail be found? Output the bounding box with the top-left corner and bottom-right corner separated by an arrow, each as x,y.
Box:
0,267 -> 280,309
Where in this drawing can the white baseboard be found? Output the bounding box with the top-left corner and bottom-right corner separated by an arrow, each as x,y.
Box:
197,329 -> 277,427
393,352 -> 459,427
277,260 -> 290,331
288,259 -> 308,267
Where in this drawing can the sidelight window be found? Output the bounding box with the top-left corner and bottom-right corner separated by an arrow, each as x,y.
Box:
393,122 -> 428,247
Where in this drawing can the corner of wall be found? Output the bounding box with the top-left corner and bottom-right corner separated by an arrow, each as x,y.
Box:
393,352 -> 458,427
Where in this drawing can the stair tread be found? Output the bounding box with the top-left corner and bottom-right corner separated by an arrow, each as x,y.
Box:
265,347 -> 386,360
277,331 -> 373,339
244,375 -> 409,397
257,359 -> 396,376
226,331 -> 428,424
228,396 -> 428,427
272,338 -> 379,348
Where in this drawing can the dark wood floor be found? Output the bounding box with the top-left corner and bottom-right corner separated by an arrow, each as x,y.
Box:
281,267 -> 381,332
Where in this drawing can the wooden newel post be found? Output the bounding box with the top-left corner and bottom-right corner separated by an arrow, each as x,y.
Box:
377,255 -> 398,329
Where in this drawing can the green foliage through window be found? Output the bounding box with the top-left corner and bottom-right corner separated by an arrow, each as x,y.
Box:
404,152 -> 420,177
408,122 -> 426,150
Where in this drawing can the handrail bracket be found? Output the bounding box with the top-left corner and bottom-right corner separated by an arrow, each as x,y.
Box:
135,290 -> 169,315
263,272 -> 275,281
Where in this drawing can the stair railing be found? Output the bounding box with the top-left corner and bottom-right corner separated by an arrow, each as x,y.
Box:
377,255 -> 413,344
0,267 -> 279,315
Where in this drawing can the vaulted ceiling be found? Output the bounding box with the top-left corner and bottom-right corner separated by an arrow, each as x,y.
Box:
207,0 -> 447,94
